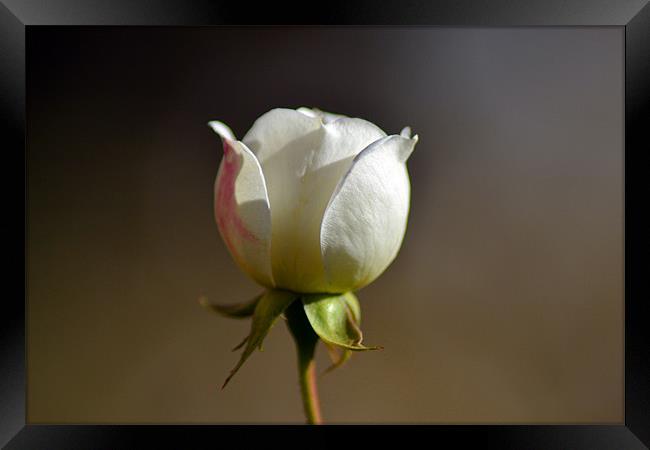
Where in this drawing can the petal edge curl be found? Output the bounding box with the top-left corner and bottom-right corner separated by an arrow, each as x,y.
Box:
210,122 -> 275,287
319,133 -> 418,292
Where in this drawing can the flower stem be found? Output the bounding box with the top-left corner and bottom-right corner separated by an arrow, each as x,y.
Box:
297,336 -> 322,424
285,300 -> 323,424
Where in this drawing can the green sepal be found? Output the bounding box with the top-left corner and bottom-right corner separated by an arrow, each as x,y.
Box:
343,292 -> 361,325
222,289 -> 298,388
199,293 -> 262,319
322,343 -> 352,375
301,292 -> 381,352
230,334 -> 249,352
321,293 -> 359,373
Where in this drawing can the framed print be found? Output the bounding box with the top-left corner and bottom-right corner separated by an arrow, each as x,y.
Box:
2,0 -> 649,448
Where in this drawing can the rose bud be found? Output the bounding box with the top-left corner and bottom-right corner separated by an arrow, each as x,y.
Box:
208,107 -> 418,295
204,108 -> 419,415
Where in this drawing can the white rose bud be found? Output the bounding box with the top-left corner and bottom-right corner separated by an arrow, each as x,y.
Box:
209,107 -> 418,295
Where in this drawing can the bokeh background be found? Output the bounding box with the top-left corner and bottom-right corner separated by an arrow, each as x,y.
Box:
27,27 -> 623,423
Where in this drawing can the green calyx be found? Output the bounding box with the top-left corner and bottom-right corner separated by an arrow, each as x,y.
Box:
200,289 -> 382,387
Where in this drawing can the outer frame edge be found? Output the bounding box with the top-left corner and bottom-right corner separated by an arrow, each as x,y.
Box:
4,0 -> 646,448
624,1 -> 650,448
0,0 -> 26,448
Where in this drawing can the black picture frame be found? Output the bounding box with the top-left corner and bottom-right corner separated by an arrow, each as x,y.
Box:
2,0 -> 648,448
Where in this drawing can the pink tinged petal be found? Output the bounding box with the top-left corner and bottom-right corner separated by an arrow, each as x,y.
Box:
208,120 -> 235,141
209,121 -> 274,288
320,133 -> 419,292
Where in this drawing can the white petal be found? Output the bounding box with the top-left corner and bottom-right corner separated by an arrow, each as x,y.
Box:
208,120 -> 236,141
242,108 -> 323,164
320,133 -> 418,292
210,123 -> 274,287
297,107 -> 348,124
243,108 -> 386,293
296,107 -> 320,119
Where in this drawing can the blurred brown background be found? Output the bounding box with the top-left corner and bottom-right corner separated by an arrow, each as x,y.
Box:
27,27 -> 623,423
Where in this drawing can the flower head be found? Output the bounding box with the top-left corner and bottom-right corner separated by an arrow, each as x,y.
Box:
209,107 -> 418,294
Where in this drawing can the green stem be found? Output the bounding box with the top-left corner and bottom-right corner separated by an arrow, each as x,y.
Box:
297,336 -> 322,424
285,300 -> 323,425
